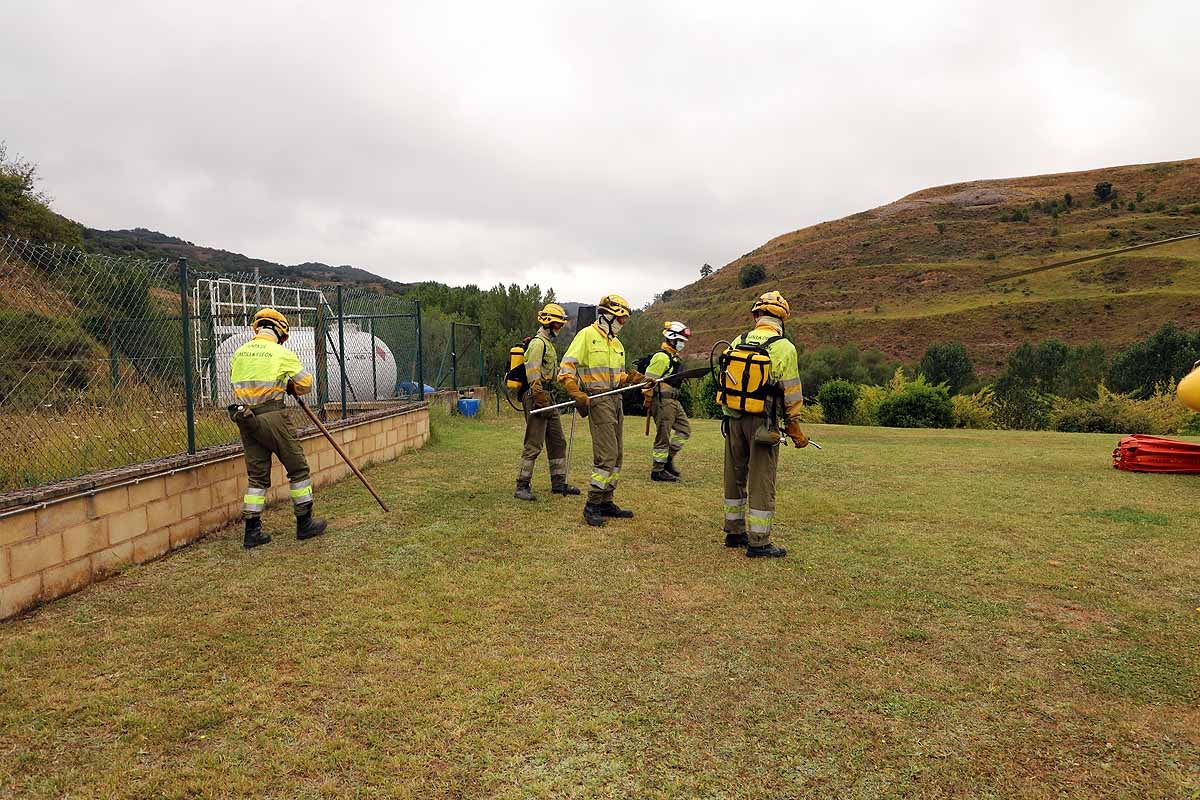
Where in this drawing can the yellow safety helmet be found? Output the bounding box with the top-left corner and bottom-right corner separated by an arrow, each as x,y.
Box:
1178,362 -> 1200,411
536,302 -> 568,327
251,307 -> 290,342
598,294 -> 632,318
751,290 -> 790,321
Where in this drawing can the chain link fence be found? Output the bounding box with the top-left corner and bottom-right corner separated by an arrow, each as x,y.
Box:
0,235 -> 480,492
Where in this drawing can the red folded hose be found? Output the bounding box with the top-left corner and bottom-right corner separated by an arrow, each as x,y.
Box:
1112,434 -> 1200,473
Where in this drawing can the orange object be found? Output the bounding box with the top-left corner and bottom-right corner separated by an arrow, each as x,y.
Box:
1112,434 -> 1200,473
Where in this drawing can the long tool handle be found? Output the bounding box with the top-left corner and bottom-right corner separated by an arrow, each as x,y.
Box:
564,408 -> 576,487
295,395 -> 389,512
530,381 -> 651,416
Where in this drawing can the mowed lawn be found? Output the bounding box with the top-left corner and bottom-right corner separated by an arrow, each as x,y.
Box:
2,409 -> 1199,799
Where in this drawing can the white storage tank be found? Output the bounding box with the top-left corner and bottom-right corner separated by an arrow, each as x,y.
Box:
212,324 -> 399,405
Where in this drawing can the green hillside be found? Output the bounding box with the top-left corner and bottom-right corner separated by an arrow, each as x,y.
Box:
652,158 -> 1200,373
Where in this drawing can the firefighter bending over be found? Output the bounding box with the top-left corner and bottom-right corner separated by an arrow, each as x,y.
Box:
229,308 -> 328,549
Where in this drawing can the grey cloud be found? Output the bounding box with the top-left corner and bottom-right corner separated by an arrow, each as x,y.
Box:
2,0 -> 1196,305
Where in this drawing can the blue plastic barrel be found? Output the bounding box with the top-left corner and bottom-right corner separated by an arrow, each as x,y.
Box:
457,398 -> 480,417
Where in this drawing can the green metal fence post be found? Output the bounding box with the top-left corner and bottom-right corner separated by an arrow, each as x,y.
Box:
478,325 -> 484,387
337,285 -> 348,420
415,300 -> 424,401
178,257 -> 196,454
451,322 -> 458,391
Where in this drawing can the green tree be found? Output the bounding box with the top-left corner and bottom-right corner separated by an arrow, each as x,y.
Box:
918,342 -> 975,394
0,142 -> 83,246
700,263 -> 713,278
738,263 -> 767,288
1094,182 -> 1113,202
1107,322 -> 1200,397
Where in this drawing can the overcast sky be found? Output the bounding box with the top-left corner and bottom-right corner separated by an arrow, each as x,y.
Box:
3,1 -> 1197,305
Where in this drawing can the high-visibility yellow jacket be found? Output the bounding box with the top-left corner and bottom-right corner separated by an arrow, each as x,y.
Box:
722,322 -> 803,420
559,323 -> 627,394
644,344 -> 681,399
523,330 -> 558,387
229,332 -> 314,406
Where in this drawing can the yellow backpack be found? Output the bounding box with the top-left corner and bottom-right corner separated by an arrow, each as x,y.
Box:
715,334 -> 783,414
504,336 -> 535,393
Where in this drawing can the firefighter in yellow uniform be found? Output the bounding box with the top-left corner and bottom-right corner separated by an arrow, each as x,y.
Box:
643,321 -> 692,482
229,308 -> 327,549
558,294 -> 647,527
720,291 -> 807,558
515,303 -> 580,501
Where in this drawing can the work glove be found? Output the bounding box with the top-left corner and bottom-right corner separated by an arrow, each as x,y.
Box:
530,380 -> 551,409
622,369 -> 649,388
785,419 -> 809,448
286,379 -> 297,397
560,374 -> 590,417
643,392 -> 654,413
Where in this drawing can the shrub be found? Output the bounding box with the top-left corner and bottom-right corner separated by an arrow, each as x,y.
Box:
936,222 -> 946,234
992,387 -> 1052,430
1050,384 -> 1192,435
738,263 -> 767,288
816,379 -> 859,424
876,378 -> 954,428
684,372 -> 723,419
952,387 -> 997,429
1095,182 -> 1113,202
797,343 -> 899,397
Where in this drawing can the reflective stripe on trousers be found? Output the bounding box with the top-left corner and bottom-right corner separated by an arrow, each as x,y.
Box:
517,458 -> 536,482
290,479 -> 313,506
747,508 -> 774,535
724,497 -> 747,522
244,487 -> 267,515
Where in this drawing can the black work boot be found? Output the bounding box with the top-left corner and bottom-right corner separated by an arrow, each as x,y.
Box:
598,501 -> 634,519
243,517 -> 271,549
551,480 -> 581,496
295,509 -> 328,540
514,481 -> 537,501
724,532 -> 748,548
746,543 -> 787,558
665,454 -> 682,478
651,467 -> 678,482
583,503 -> 607,527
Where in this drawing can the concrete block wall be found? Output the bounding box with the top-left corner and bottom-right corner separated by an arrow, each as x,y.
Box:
0,405 -> 430,620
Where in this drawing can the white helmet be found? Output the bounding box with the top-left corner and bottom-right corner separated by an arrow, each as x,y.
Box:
662,321 -> 691,350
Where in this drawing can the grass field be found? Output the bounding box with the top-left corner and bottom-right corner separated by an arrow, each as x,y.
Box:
2,409 -> 1199,798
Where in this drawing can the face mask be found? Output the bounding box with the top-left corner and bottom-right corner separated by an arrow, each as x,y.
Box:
611,319 -> 624,335
543,325 -> 558,339
674,339 -> 686,353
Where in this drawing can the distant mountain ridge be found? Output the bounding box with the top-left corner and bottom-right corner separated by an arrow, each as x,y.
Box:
81,227 -> 412,293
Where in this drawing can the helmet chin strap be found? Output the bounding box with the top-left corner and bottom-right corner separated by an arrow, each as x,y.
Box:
597,312 -> 618,336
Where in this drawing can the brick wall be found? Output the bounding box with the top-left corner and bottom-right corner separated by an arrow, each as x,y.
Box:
0,404 -> 430,620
